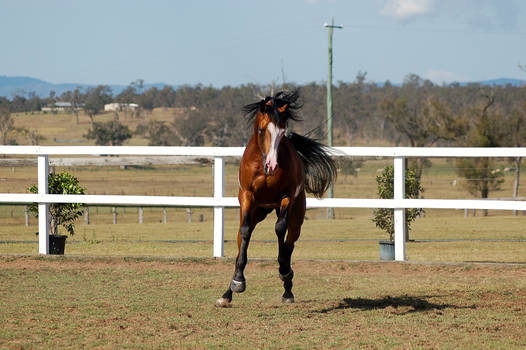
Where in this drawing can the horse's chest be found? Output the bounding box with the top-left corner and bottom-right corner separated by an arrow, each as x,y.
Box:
250,174 -> 287,206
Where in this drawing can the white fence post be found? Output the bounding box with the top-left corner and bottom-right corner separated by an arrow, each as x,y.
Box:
213,157 -> 225,257
394,156 -> 406,261
25,205 -> 29,226
38,155 -> 50,255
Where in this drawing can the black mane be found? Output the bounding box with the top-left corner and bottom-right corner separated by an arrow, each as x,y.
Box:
242,90 -> 302,125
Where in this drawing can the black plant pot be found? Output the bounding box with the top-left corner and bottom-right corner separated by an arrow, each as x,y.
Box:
49,235 -> 67,255
379,240 -> 395,261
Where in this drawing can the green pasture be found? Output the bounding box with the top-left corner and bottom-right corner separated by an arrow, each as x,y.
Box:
1,212 -> 525,263
0,156 -> 525,263
1,256 -> 525,349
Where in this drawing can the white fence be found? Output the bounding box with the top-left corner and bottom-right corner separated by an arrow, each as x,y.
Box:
1,146 -> 526,261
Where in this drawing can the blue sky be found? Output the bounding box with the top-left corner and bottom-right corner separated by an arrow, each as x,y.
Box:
2,0 -> 526,86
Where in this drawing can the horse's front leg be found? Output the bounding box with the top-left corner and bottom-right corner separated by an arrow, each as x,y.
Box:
230,206 -> 253,293
216,191 -> 258,307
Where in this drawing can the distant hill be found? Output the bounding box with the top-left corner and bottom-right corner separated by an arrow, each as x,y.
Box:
1,75 -> 525,98
0,75 -> 173,98
465,78 -> 526,87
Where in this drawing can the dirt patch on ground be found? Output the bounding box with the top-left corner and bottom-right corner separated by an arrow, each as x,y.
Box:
2,255 -> 526,349
2,255 -> 525,278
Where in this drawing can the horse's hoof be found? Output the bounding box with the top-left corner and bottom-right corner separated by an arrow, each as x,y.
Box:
215,298 -> 232,308
230,279 -> 246,293
282,297 -> 295,304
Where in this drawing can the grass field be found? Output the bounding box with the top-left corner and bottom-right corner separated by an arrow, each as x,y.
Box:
2,110 -> 525,348
1,256 -> 525,349
1,213 -> 526,263
0,154 -> 525,263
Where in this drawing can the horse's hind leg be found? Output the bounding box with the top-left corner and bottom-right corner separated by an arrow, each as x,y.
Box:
276,194 -> 305,303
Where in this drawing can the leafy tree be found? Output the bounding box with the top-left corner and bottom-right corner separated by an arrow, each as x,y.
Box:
28,171 -> 86,236
172,109 -> 208,146
116,85 -> 138,104
59,87 -> 83,123
85,120 -> 131,145
157,85 -> 176,108
83,85 -> 112,125
0,102 -> 16,145
0,100 -> 26,145
10,95 -> 28,113
25,129 -> 46,145
501,101 -> 526,214
455,95 -> 505,215
137,120 -> 175,146
334,71 -> 374,144
372,166 -> 424,241
379,93 -> 465,180
137,87 -> 157,112
71,87 -> 83,124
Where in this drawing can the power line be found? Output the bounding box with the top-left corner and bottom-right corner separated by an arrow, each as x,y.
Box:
339,23 -> 526,36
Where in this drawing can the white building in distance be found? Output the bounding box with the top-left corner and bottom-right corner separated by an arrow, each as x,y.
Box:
104,103 -> 139,112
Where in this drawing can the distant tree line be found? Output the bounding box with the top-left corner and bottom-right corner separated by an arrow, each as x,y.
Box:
3,74 -> 525,148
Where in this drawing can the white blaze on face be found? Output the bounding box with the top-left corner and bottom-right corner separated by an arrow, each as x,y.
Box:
264,122 -> 285,175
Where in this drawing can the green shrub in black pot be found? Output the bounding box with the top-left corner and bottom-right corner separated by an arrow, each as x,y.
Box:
28,171 -> 86,254
372,166 -> 424,259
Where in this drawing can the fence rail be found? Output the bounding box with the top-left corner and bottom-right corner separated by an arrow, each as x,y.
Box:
1,146 -> 526,261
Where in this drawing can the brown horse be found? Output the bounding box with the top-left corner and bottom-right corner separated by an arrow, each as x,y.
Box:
215,90 -> 336,307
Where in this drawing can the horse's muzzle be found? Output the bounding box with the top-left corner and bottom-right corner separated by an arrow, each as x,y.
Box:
264,160 -> 278,176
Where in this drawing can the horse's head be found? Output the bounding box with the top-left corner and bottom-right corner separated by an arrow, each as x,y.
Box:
243,91 -> 301,175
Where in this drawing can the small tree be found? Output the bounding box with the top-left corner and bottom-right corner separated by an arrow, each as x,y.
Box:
455,95 -> 504,216
83,85 -> 112,125
0,103 -> 15,145
0,102 -> 26,145
28,171 -> 86,236
379,95 -> 465,180
85,120 -> 132,145
372,166 -> 424,241
502,102 -> 526,215
136,120 -> 176,146
338,158 -> 364,184
25,129 -> 46,145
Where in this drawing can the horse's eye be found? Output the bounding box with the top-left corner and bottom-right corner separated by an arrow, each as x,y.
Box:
258,128 -> 264,134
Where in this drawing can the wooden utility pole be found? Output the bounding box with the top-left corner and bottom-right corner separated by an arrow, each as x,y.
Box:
324,17 -> 343,220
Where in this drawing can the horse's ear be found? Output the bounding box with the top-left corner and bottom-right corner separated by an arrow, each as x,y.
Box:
277,104 -> 288,113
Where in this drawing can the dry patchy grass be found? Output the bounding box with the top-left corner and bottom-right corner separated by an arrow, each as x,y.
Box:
0,256 -> 525,349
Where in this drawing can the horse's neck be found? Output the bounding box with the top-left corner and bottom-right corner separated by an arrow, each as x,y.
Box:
243,136 -> 263,164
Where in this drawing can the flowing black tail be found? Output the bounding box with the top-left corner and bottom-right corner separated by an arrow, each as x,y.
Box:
288,132 -> 337,198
